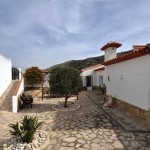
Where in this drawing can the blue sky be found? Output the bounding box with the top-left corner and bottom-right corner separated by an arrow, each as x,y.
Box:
0,0 -> 150,70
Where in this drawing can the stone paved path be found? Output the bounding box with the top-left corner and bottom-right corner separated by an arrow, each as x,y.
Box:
87,91 -> 150,132
0,91 -> 150,150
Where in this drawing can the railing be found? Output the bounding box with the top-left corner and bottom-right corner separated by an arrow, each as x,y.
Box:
12,76 -> 24,113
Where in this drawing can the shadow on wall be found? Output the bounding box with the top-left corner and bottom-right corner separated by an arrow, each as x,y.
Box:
0,81 -> 19,112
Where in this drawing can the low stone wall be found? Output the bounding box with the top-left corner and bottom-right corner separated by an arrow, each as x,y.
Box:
113,98 -> 150,129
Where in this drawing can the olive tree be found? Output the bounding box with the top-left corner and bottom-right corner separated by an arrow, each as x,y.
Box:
49,66 -> 83,107
24,66 -> 43,88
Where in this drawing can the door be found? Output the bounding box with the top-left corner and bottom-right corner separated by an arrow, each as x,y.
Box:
86,76 -> 92,90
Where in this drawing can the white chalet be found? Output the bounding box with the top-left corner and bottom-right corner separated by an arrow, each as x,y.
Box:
80,41 -> 150,128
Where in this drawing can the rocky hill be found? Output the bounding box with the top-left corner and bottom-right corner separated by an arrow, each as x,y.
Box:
47,50 -> 131,71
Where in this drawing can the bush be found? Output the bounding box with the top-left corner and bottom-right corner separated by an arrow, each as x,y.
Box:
99,84 -> 106,95
24,66 -> 43,88
9,116 -> 42,143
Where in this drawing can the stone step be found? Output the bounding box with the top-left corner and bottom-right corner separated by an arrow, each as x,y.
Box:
0,80 -> 19,111
1,81 -> 19,97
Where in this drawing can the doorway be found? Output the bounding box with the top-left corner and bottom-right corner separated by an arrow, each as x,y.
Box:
86,76 -> 92,90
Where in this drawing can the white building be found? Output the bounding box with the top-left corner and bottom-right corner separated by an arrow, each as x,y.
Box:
0,54 -> 12,97
81,41 -> 150,128
80,64 -> 105,90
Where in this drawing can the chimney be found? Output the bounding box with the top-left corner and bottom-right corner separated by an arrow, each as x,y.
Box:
133,45 -> 145,51
100,41 -> 122,62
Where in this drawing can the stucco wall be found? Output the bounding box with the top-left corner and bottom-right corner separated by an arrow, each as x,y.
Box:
105,47 -> 117,61
0,54 -> 12,97
12,77 -> 24,113
80,65 -> 105,87
105,55 -> 150,110
81,68 -> 95,86
95,70 -> 105,87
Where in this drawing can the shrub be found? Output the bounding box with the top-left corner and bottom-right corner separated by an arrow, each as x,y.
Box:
9,116 -> 42,143
24,66 -> 43,88
99,84 -> 106,95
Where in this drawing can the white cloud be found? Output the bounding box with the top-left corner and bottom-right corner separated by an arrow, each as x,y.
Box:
0,0 -> 150,69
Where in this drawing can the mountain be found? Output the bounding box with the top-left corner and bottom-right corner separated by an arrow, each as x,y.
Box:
47,50 -> 132,71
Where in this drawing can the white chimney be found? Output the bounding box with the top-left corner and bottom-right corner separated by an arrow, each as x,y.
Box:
101,41 -> 122,62
133,45 -> 145,51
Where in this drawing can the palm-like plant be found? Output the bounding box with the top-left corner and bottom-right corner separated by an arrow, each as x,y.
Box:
9,116 -> 42,143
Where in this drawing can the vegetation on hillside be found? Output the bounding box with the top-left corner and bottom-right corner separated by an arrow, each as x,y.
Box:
47,50 -> 131,71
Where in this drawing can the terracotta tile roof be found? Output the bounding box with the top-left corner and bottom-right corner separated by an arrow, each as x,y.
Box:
101,41 -> 122,51
133,45 -> 145,51
102,44 -> 150,66
94,67 -> 105,71
80,64 -> 103,72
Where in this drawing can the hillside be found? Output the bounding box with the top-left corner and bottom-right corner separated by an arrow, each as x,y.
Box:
47,50 -> 131,71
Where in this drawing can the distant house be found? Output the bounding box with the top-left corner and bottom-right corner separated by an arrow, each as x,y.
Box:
80,41 -> 150,128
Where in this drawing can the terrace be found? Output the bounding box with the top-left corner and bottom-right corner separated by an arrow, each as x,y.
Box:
0,87 -> 150,150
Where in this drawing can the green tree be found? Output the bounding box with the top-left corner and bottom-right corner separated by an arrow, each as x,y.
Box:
49,66 -> 83,107
24,66 -> 43,88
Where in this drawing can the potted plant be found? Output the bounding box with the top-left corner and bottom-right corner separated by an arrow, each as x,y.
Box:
3,116 -> 50,150
9,116 -> 42,143
99,84 -> 106,95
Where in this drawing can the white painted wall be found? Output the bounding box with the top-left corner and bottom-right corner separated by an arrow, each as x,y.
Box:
105,55 -> 150,110
81,68 -> 95,87
95,70 -> 105,87
80,65 -> 105,88
0,54 -> 12,97
18,68 -> 22,80
43,73 -> 49,87
12,77 -> 24,113
105,47 -> 117,61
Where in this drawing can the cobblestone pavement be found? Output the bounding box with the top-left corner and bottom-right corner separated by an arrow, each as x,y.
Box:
87,91 -> 150,132
0,91 -> 150,150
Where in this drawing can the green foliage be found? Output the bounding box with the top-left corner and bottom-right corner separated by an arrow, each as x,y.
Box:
49,66 -> 83,107
24,66 -> 43,87
99,84 -> 106,95
9,116 -> 42,143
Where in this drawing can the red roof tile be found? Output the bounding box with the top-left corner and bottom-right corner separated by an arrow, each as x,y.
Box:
102,44 -> 150,66
80,64 -> 103,72
101,41 -> 122,51
133,45 -> 145,51
94,67 -> 105,71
